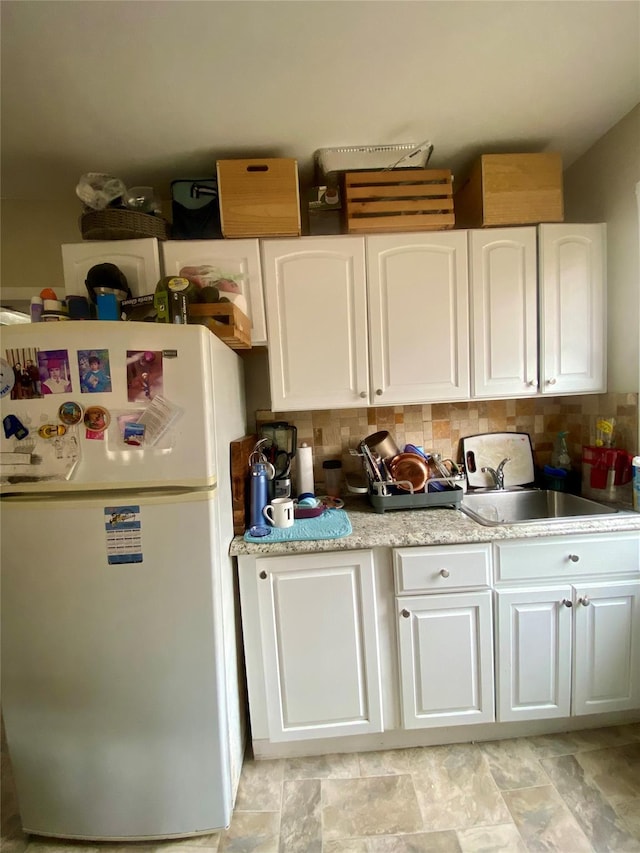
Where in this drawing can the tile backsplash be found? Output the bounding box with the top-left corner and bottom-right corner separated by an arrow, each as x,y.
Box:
255,393 -> 638,490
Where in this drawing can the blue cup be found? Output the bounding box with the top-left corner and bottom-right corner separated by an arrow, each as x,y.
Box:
96,293 -> 119,320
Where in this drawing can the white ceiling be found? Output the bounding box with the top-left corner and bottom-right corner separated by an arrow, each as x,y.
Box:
1,0 -> 639,202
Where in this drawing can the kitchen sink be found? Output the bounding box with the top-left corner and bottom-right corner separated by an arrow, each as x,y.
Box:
460,488 -> 620,526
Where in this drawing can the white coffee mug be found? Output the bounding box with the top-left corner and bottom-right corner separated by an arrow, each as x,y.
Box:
263,497 -> 294,529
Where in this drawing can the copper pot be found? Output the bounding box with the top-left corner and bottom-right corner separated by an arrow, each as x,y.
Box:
389,452 -> 429,492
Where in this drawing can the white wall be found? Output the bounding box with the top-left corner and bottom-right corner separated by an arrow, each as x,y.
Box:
563,104 -> 640,394
0,199 -> 80,299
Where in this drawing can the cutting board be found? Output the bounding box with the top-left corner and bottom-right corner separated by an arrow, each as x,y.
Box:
230,434 -> 257,534
462,432 -> 535,489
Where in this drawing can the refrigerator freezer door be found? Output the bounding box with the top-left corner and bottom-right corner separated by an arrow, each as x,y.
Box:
1,489 -> 233,839
1,322 -> 242,492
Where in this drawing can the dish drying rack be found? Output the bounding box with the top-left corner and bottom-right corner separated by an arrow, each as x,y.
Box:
351,444 -> 465,513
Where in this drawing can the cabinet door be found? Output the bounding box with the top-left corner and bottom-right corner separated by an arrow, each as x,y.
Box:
161,239 -> 266,345
255,550 -> 383,741
469,228 -> 538,398
573,580 -> 640,715
262,236 -> 369,410
61,238 -> 161,299
367,232 -> 470,404
496,586 -> 572,722
538,224 -> 606,394
397,590 -> 494,728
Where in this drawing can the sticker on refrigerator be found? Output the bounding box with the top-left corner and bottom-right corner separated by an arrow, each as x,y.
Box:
0,359 -> 15,398
4,348 -> 43,399
105,505 -> 142,564
37,350 -> 72,396
78,349 -> 112,393
126,350 -> 163,403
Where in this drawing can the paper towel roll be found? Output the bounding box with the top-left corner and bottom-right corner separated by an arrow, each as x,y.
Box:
296,443 -> 315,497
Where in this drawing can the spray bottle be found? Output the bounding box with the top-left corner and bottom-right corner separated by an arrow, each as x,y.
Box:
551,431 -> 571,471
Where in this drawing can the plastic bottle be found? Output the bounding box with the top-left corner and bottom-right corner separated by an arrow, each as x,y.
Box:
632,456 -> 640,511
552,431 -> 571,470
322,459 -> 342,497
30,296 -> 43,323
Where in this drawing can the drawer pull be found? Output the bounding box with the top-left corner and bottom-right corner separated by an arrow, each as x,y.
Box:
359,391 -> 367,398
579,595 -> 591,606
568,554 -> 580,563
561,598 -> 573,608
401,608 -> 411,618
439,569 -> 450,578
259,570 -> 267,580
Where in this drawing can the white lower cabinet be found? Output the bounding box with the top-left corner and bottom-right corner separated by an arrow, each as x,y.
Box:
241,550 -> 383,743
495,534 -> 640,722
496,585 -> 573,721
394,544 -> 495,729
573,580 -> 640,715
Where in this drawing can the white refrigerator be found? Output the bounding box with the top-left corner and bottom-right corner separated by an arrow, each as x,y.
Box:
0,321 -> 247,840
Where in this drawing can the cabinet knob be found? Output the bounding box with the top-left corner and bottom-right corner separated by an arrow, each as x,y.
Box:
359,391 -> 367,398
547,378 -> 557,386
568,554 -> 580,563
375,389 -> 383,396
579,595 -> 591,606
259,570 -> 267,580
561,598 -> 573,608
527,380 -> 538,388
439,569 -> 450,578
401,608 -> 411,618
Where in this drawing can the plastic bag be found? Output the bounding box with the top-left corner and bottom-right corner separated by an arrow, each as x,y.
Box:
76,173 -> 127,210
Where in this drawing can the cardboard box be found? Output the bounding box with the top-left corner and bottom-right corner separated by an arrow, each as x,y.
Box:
454,153 -> 564,228
216,158 -> 301,238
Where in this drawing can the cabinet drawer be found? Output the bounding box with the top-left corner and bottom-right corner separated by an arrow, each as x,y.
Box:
495,533 -> 640,583
394,544 -> 491,594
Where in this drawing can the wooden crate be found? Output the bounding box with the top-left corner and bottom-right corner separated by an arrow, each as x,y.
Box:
454,153 -> 564,228
188,303 -> 252,349
216,158 -> 301,238
343,169 -> 454,234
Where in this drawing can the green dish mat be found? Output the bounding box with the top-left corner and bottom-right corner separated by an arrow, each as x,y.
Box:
244,508 -> 352,543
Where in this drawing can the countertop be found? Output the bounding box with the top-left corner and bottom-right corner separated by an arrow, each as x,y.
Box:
230,495 -> 640,557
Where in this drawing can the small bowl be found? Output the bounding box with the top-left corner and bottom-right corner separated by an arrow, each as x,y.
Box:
294,505 -> 325,519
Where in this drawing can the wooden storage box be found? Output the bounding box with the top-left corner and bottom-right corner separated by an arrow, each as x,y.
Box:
343,169 -> 454,234
454,153 -> 564,228
188,303 -> 252,349
216,158 -> 301,238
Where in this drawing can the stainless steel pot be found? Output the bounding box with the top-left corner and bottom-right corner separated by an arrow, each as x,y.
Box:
362,430 -> 400,462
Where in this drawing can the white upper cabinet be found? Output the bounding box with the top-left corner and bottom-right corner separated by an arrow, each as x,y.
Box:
262,232 -> 469,411
366,232 -> 470,404
538,224 -> 606,395
469,227 -> 539,398
61,238 -> 161,300
161,239 -> 267,345
262,236 -> 369,410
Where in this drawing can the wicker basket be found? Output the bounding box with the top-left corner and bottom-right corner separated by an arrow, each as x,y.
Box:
80,209 -> 170,241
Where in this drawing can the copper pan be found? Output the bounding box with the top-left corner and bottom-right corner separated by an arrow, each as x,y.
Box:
388,452 -> 429,492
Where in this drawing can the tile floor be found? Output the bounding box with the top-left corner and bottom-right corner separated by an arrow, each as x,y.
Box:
2,724 -> 640,853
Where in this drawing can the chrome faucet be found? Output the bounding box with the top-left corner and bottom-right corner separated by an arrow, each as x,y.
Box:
481,457 -> 511,490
